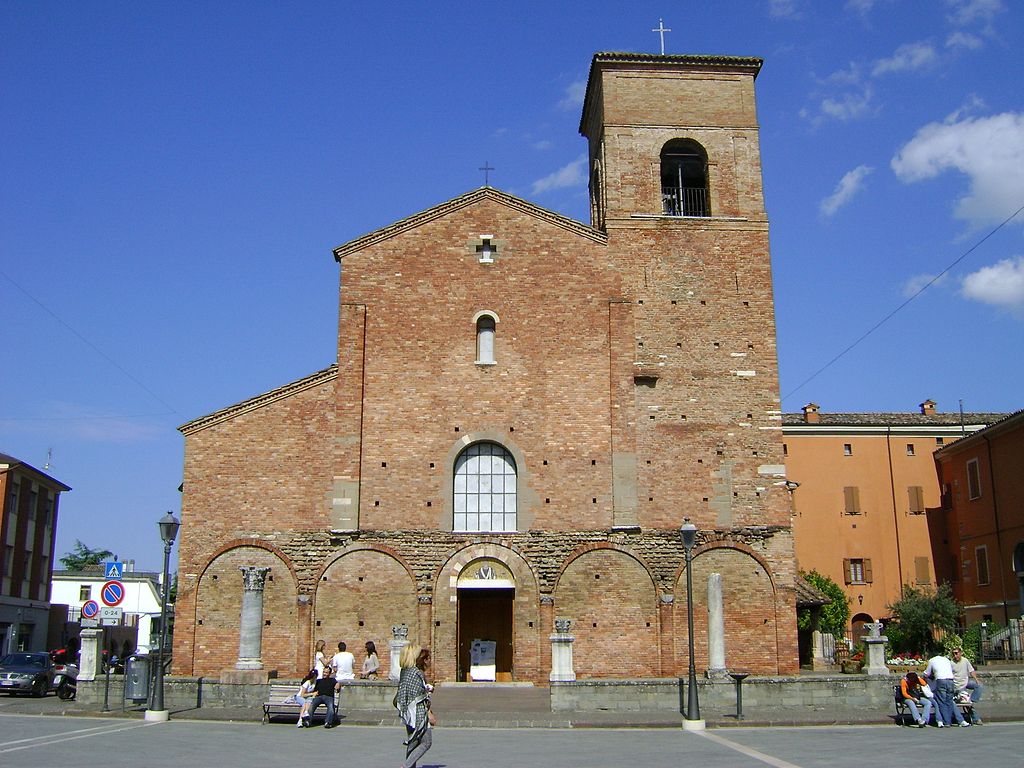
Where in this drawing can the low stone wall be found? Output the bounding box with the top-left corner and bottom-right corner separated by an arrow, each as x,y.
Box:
551,670 -> 1024,713
78,676 -> 397,712
78,670 -> 1024,716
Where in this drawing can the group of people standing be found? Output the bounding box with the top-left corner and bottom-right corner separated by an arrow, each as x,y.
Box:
900,647 -> 983,728
289,638 -> 437,768
294,639 -> 381,728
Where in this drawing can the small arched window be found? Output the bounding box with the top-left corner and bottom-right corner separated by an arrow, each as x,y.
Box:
475,313 -> 497,365
453,442 -> 517,532
660,140 -> 709,217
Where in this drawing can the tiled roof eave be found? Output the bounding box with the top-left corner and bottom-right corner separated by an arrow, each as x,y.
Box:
179,365 -> 338,435
333,187 -> 606,260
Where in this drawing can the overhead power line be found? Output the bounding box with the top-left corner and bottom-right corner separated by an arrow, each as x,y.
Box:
0,267 -> 183,419
783,201 -> 1024,403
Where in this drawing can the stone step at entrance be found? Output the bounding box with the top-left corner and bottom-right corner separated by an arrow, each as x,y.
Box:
432,683 -> 550,714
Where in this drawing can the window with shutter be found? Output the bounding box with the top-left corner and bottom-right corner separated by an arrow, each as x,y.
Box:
967,459 -> 982,500
975,546 -> 990,585
914,556 -> 931,585
908,486 -> 925,514
843,486 -> 861,515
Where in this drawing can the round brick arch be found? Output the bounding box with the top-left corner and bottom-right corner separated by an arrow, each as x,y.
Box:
313,546 -> 418,681
192,543 -> 297,678
553,544 -> 660,678
672,545 -> 780,676
432,542 -> 540,683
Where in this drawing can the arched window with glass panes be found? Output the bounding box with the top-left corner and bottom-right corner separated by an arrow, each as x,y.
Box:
453,442 -> 517,532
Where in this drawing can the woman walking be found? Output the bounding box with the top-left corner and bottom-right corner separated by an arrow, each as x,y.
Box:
395,645 -> 435,768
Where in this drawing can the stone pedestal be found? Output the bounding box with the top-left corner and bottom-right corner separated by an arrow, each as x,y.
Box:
78,628 -> 103,682
706,573 -> 728,678
236,566 -> 270,670
389,624 -> 409,682
864,622 -> 889,676
549,618 -> 576,682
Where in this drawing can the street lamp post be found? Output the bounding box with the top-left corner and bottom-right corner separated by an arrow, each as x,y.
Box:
680,518 -> 705,730
145,511 -> 180,722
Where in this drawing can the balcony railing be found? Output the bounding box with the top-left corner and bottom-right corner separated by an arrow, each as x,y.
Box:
662,186 -> 709,217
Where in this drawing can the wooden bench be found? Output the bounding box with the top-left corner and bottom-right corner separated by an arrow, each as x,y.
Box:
893,684 -> 974,726
263,683 -> 304,724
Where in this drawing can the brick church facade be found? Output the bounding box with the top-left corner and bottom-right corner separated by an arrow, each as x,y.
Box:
173,52 -> 799,683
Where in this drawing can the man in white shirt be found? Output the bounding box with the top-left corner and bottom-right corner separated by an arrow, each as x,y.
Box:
923,653 -> 968,727
331,641 -> 356,681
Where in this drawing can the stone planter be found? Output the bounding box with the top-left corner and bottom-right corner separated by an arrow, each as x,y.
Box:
841,661 -> 864,674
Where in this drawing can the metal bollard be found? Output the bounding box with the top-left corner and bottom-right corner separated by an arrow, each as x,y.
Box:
729,672 -> 750,720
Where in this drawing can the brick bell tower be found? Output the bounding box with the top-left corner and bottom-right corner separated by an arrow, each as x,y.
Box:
581,53 -> 796,671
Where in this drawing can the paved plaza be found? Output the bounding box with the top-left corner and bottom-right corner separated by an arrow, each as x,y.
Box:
2,713 -> 1022,768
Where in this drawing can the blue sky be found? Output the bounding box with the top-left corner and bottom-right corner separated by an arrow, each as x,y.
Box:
2,1 -> 1022,571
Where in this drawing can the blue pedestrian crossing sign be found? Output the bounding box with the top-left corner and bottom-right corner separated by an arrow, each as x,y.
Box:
104,561 -> 124,580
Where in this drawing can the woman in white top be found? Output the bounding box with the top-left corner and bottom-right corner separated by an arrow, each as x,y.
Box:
313,639 -> 327,677
361,641 -> 380,679
295,669 -> 317,727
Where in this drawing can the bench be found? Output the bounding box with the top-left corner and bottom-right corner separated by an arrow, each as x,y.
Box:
893,685 -> 974,726
263,683 -> 341,725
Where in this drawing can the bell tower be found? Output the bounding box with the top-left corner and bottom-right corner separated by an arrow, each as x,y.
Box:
580,52 -> 766,229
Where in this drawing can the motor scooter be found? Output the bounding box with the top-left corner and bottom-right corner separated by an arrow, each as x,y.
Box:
53,661 -> 78,700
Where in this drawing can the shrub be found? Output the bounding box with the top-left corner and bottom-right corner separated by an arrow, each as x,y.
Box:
887,583 -> 960,656
797,570 -> 850,638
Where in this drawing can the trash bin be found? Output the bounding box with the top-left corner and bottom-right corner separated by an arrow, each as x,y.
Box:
125,654 -> 150,702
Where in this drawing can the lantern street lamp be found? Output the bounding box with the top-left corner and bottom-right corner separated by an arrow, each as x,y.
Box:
680,518 -> 705,730
145,511 -> 180,722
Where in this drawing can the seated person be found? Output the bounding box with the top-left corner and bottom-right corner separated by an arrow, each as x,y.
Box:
950,647 -> 983,723
302,665 -> 339,729
900,671 -> 933,727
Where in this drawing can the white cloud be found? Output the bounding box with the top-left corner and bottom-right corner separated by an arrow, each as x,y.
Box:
558,81 -> 586,111
532,155 -> 588,195
532,140 -> 553,151
846,0 -> 879,12
946,31 -> 984,49
961,256 -> 1024,311
902,272 -> 947,297
819,85 -> 874,122
872,42 -> 938,76
891,112 -> 1024,227
820,165 -> 873,217
768,0 -> 801,19
946,0 -> 1004,26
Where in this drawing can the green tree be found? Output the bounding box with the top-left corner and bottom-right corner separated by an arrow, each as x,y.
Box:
887,583 -> 960,655
58,540 -> 114,571
797,570 -> 850,637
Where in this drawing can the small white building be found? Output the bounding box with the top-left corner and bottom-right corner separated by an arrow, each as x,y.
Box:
50,565 -> 165,654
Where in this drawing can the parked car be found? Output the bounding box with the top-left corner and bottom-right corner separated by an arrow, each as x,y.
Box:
0,652 -> 56,696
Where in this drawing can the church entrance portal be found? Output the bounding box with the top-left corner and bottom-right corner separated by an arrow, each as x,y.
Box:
457,588 -> 514,682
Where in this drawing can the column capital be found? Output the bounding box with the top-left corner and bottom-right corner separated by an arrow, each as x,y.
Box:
239,566 -> 271,592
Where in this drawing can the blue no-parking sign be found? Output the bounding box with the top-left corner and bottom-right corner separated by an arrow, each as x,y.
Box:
81,599 -> 100,619
100,580 -> 125,607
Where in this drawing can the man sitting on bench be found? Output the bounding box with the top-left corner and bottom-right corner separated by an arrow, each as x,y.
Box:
302,665 -> 340,729
900,671 -> 933,727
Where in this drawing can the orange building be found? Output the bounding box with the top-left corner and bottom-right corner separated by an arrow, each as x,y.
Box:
933,410 -> 1024,626
784,401 -> 1004,638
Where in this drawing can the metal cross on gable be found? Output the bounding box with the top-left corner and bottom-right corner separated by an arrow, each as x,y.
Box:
652,18 -> 671,55
479,161 -> 495,187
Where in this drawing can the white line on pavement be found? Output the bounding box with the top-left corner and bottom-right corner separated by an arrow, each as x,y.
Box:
697,730 -> 804,768
0,720 -> 158,754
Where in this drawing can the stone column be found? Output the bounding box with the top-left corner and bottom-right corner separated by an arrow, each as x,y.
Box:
539,595 -> 555,680
417,594 -> 433,649
549,618 -> 576,682
389,624 -> 409,682
236,566 -> 271,670
77,628 -> 103,682
706,573 -> 728,678
863,621 -> 889,676
658,594 -> 675,675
